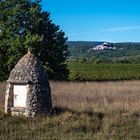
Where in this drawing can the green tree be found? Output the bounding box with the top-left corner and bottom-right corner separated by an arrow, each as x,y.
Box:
0,0 -> 69,81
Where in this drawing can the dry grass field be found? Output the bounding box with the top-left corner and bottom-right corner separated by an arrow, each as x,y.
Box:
51,81 -> 140,114
0,81 -> 140,140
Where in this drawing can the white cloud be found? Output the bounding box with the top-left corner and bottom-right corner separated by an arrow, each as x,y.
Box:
68,31 -> 89,36
99,26 -> 140,32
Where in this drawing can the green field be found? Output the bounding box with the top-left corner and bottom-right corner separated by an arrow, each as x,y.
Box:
68,62 -> 140,81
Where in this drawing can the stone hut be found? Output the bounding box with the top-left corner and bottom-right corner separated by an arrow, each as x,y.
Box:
5,50 -> 52,117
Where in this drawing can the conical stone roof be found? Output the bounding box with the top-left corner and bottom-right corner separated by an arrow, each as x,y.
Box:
7,50 -> 52,117
8,51 -> 48,83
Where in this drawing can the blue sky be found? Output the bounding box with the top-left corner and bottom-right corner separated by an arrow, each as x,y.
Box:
42,0 -> 140,42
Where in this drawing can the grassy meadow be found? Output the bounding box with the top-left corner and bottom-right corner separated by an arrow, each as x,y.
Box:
0,81 -> 140,140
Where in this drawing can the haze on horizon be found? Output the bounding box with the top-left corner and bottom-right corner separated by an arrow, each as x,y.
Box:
42,0 -> 140,43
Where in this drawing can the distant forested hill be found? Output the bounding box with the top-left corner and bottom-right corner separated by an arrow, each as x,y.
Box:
67,41 -> 140,63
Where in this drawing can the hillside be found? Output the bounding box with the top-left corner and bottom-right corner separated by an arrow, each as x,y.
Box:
68,41 -> 140,62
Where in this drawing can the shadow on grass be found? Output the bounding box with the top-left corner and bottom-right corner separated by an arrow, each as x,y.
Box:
52,106 -> 104,120
0,106 -> 104,122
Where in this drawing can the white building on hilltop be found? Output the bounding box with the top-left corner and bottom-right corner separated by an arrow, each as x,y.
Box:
93,42 -> 116,51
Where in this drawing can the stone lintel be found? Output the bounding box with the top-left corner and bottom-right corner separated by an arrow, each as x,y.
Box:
7,79 -> 30,84
11,107 -> 25,112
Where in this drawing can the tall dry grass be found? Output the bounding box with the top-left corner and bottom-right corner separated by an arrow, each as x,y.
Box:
0,81 -> 140,114
0,81 -> 140,140
51,81 -> 140,114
